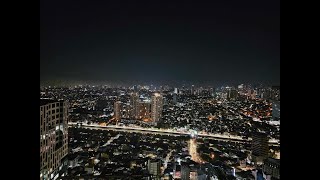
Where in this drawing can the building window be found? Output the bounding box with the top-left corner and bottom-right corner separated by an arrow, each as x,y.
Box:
52,104 -> 55,108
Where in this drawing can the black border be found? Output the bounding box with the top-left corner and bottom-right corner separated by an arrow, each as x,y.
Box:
3,0 -> 39,179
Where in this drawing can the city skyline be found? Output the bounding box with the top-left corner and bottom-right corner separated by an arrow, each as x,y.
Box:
40,1 -> 280,179
40,80 -> 280,88
40,1 -> 280,84
40,83 -> 280,179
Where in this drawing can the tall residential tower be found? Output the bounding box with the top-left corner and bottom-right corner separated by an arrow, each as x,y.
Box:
130,92 -> 139,120
40,99 -> 68,180
114,101 -> 122,123
251,132 -> 269,165
151,93 -> 163,124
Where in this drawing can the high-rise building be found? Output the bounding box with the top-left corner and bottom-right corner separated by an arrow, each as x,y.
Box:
191,85 -> 195,95
263,88 -> 272,100
130,92 -> 139,120
138,101 -> 151,120
181,164 -> 190,180
114,101 -> 122,123
133,85 -> 138,92
151,93 -> 163,123
253,89 -> 258,99
210,88 -> 215,97
263,158 -> 280,179
174,87 -> 178,94
173,93 -> 177,104
238,84 -> 244,89
40,99 -> 68,180
227,89 -> 238,100
262,86 -> 280,101
272,101 -> 280,120
252,169 -> 265,180
271,86 -> 280,101
198,87 -> 204,96
256,88 -> 265,99
148,159 -> 161,179
173,88 -> 178,104
247,89 -> 256,99
251,132 -> 269,165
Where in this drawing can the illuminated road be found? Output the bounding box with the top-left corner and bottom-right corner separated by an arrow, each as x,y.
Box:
69,122 -> 279,146
189,138 -> 204,164
102,134 -> 120,147
163,150 -> 173,174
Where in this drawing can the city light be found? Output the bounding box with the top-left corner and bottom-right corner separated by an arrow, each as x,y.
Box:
41,82 -> 279,179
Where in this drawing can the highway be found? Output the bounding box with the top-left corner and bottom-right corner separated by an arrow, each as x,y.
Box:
68,122 -> 280,146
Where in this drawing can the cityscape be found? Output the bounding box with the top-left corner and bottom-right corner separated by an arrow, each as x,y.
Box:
40,84 -> 280,179
40,1 -> 279,180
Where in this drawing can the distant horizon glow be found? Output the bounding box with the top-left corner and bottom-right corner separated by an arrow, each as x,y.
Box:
41,1 -> 279,84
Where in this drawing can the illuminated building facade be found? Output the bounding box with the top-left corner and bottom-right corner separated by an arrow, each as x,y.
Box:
138,101 -> 151,120
271,86 -> 280,101
251,132 -> 269,165
272,101 -> 280,120
191,85 -> 195,95
173,93 -> 177,104
174,87 -> 178,94
114,101 -> 122,122
148,159 -> 161,179
263,158 -> 280,179
130,92 -> 139,120
151,93 -> 163,123
40,99 -> 68,180
227,89 -> 238,100
181,164 -> 190,180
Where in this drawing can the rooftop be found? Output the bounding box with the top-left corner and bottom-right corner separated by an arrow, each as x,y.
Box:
265,158 -> 280,166
40,98 -> 62,106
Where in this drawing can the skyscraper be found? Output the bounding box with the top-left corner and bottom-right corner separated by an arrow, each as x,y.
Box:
114,101 -> 122,123
227,89 -> 238,100
133,85 -> 138,92
210,87 -> 215,97
148,159 -> 161,179
238,84 -> 244,89
191,85 -> 195,95
40,99 -> 68,180
251,132 -> 269,165
271,86 -> 280,101
181,163 -> 190,180
263,158 -> 280,179
174,87 -> 178,94
130,92 -> 139,120
173,93 -> 177,104
272,101 -> 280,120
151,93 -> 163,123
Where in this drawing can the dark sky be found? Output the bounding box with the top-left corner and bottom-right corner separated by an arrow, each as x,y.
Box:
40,0 -> 280,85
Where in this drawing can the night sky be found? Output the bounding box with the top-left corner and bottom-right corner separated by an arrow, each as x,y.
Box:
40,1 -> 280,85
